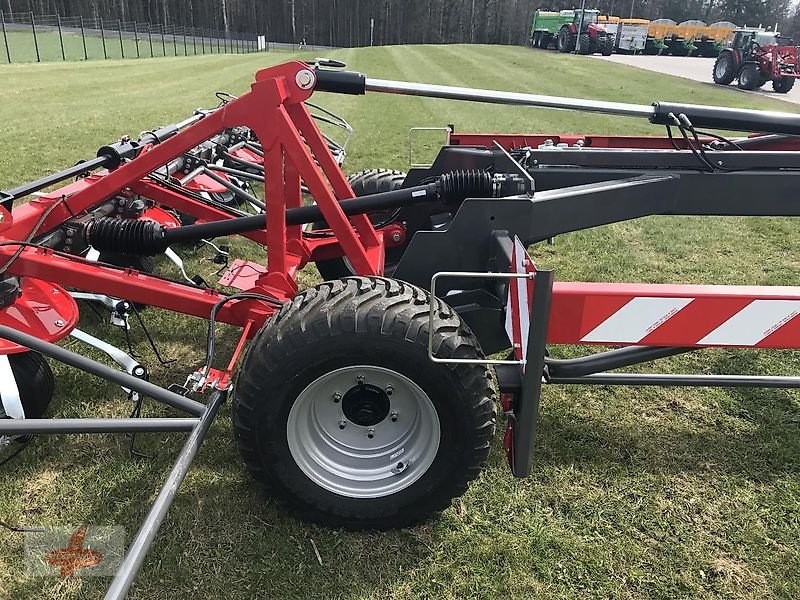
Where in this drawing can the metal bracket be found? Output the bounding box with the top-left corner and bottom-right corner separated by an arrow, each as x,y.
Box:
428,270 -> 536,366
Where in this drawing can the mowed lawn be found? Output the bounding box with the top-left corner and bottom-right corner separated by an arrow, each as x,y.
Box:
0,45 -> 799,599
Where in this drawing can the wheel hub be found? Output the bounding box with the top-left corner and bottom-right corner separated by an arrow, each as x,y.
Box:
342,383 -> 390,426
286,365 -> 441,499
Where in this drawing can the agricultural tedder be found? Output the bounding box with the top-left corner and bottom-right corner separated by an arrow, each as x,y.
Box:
2,60 -> 800,598
713,28 -> 800,92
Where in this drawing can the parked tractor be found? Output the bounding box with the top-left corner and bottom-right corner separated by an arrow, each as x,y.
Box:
530,9 -> 613,55
713,29 -> 799,93
557,9 -> 614,55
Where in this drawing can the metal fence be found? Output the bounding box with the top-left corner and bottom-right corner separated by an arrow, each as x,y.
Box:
0,11 -> 265,64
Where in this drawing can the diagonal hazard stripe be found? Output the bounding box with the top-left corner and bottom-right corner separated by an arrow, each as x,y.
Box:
580,297 -> 694,344
698,300 -> 800,346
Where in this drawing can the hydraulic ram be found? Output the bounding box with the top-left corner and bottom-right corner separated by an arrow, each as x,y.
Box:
313,69 -> 800,136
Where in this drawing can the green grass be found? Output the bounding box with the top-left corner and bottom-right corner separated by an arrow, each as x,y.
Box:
1,28 -> 242,64
1,45 -> 799,599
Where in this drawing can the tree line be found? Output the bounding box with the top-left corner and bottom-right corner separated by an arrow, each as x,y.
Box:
3,0 -> 798,46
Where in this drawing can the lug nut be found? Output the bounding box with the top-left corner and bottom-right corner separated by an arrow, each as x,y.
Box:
356,375 -> 365,385
338,420 -> 347,430
332,392 -> 342,403
391,232 -> 402,243
385,384 -> 394,396
54,319 -> 65,327
390,411 -> 398,422
367,428 -> 375,439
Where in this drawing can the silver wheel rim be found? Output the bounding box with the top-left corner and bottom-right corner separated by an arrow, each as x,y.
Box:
287,365 -> 441,498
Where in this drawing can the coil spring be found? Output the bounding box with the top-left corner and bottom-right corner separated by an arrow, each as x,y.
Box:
85,217 -> 166,256
437,170 -> 493,204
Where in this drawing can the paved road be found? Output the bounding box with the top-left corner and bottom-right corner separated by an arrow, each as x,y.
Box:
596,54 -> 800,106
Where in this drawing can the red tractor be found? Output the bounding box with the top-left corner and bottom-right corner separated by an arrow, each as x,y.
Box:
713,29 -> 799,93
557,9 -> 614,55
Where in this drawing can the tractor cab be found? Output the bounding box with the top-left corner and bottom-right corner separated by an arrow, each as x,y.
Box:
573,9 -> 600,26
731,29 -> 784,56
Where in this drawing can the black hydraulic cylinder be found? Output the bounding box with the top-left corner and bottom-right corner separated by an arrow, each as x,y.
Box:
651,101 -> 800,135
313,69 -> 366,95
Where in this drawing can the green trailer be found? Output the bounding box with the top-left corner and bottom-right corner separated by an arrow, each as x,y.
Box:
530,10 -> 573,50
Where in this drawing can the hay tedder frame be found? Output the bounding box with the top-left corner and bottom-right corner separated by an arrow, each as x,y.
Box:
1,60 -> 800,598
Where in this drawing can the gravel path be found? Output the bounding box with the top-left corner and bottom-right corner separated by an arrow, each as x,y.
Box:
596,54 -> 800,106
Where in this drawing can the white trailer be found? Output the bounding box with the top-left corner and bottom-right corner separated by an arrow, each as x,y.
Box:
615,21 -> 649,53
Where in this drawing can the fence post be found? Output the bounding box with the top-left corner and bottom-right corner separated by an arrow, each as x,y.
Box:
79,16 -> 88,60
56,14 -> 66,60
192,28 -> 197,55
148,24 -> 153,57
118,20 -> 124,58
161,24 -> 166,56
30,12 -> 40,63
201,28 -> 205,54
100,17 -> 107,59
1,11 -> 10,64
217,31 -> 221,53
172,27 -> 177,56
133,21 -> 140,58
183,28 -> 187,56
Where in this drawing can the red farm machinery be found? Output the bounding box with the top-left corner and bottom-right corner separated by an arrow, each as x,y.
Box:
713,28 -> 800,92
2,59 -> 800,598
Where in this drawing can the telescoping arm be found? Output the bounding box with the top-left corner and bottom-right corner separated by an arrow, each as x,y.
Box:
313,68 -> 800,136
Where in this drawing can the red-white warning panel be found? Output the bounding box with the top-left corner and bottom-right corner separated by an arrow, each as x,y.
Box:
548,283 -> 800,349
504,237 -> 537,369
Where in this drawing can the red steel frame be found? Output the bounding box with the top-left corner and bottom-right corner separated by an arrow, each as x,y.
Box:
1,61 -> 800,357
0,61 -> 385,336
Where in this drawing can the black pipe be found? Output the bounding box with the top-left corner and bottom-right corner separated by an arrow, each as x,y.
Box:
164,182 -> 440,245
545,346 -> 694,379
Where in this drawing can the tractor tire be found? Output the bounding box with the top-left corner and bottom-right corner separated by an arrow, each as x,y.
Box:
577,33 -> 592,55
233,277 -> 496,529
314,169 -> 407,281
0,352 -> 54,421
712,51 -> 737,85
738,63 -> 762,90
773,76 -> 795,93
601,37 -> 614,56
558,29 -> 572,53
532,32 -> 540,48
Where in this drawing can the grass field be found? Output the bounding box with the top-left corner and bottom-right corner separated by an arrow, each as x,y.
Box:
1,45 -> 799,599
